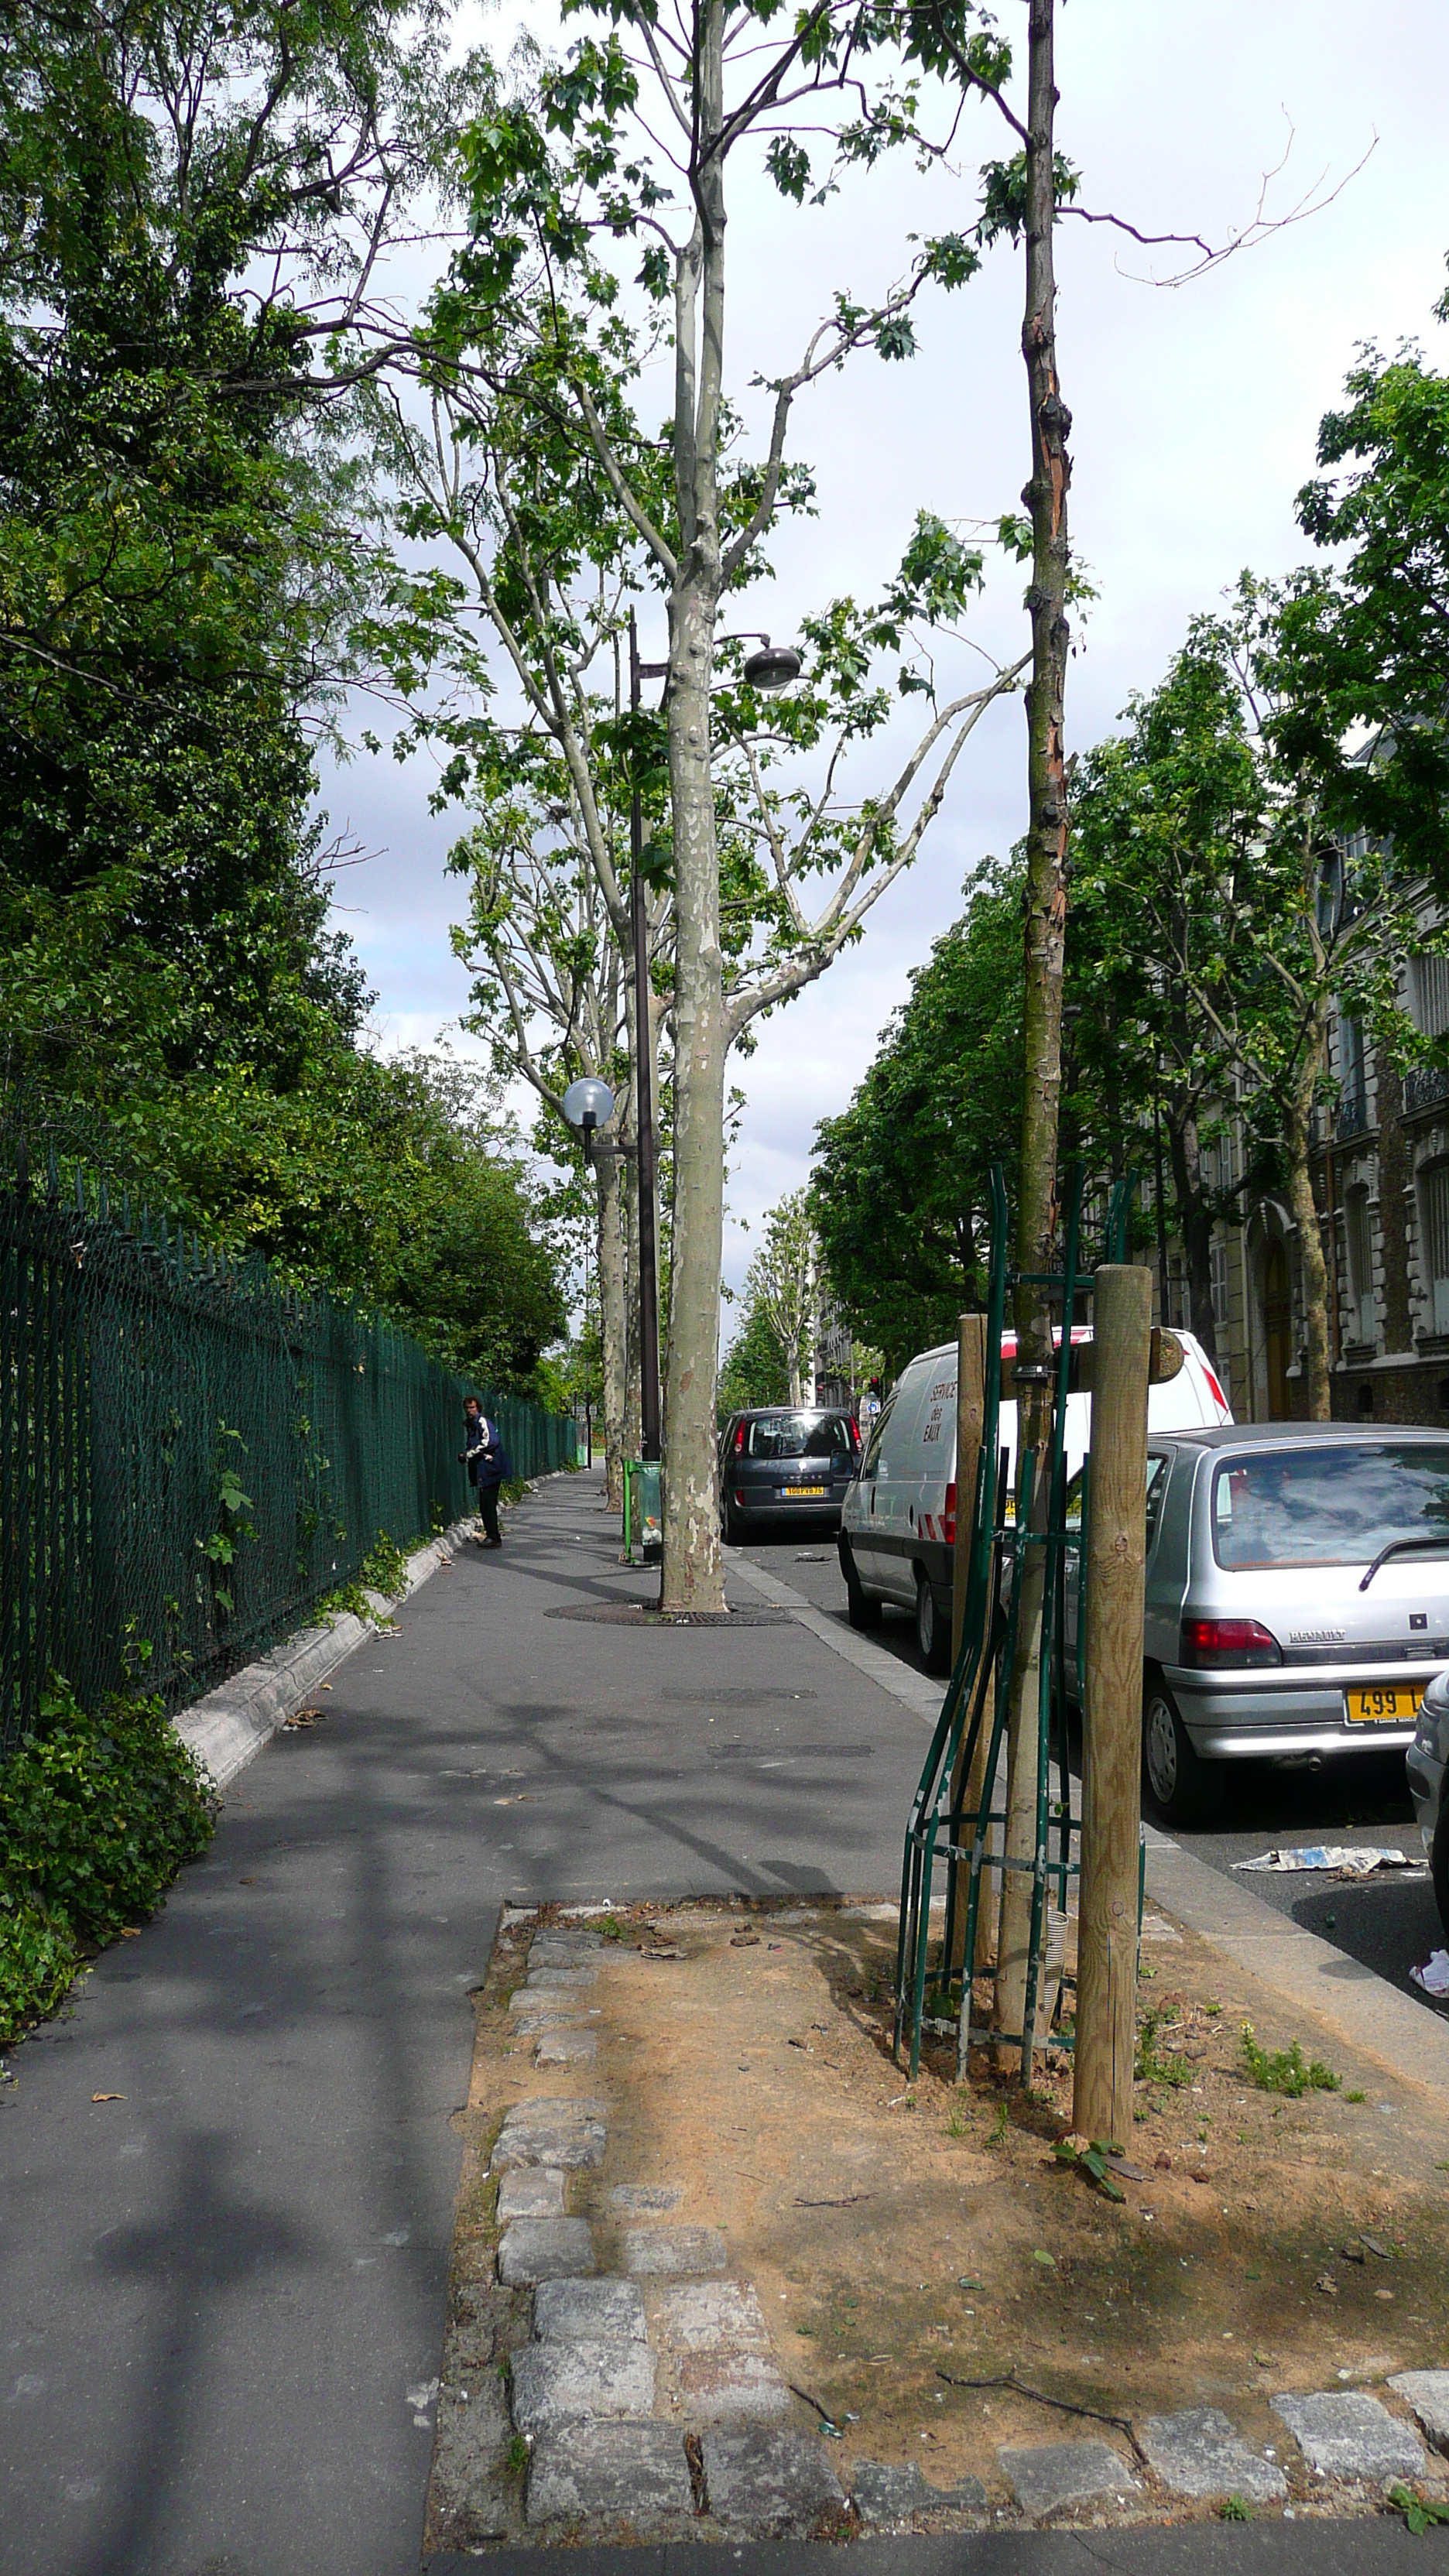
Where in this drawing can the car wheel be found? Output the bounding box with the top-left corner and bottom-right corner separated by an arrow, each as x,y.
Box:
915,1567 -> 951,1676
1433,1817 -> 1449,1943
842,1543 -> 882,1631
1142,1677 -> 1217,1828
721,1495 -> 742,1546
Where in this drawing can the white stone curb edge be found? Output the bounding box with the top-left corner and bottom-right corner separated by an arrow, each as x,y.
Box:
171,1465 -> 574,1794
171,1514 -> 478,1793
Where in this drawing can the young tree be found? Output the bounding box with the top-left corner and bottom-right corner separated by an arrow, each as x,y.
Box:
742,1193 -> 819,1406
1067,631 -> 1267,1365
717,1297 -> 790,1418
1073,597 -> 1436,1423
1276,300 -> 1449,883
375,7 -> 1029,1611
447,760 -> 649,1508
811,864 -> 1024,1372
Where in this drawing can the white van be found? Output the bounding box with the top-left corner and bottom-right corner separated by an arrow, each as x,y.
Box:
838,1326 -> 1233,1672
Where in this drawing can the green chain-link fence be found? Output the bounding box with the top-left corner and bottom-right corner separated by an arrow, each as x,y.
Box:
0,1175 -> 578,1753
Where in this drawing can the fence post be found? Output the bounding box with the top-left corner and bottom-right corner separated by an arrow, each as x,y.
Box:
948,1314 -> 992,1977
1072,1265 -> 1152,2147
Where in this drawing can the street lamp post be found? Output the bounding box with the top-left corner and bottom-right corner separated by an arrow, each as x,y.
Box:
565,617 -> 803,1511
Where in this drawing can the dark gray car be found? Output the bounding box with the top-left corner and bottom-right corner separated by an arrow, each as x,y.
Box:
718,1407 -> 860,1542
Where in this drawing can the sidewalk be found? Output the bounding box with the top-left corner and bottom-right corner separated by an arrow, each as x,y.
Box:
0,1473 -> 942,2576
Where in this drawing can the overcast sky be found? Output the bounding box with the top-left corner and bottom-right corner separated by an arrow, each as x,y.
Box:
317,0 -> 1449,1310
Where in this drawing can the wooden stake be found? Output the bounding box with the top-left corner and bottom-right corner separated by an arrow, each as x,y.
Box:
1072,1265 -> 1152,2146
948,1316 -> 992,1975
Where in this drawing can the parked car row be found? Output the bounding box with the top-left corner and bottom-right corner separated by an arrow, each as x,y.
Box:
719,1348 -> 1449,1935
836,1325 -> 1231,1675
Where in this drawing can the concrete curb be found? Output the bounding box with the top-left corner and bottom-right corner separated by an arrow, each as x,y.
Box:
1145,1830 -> 1449,2102
172,1514 -> 478,1793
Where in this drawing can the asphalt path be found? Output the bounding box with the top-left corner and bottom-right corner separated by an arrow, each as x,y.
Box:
735,1523 -> 1448,2014
0,1473 -> 942,2576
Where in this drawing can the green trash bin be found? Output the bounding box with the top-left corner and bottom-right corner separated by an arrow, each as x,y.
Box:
622,1458 -> 662,1562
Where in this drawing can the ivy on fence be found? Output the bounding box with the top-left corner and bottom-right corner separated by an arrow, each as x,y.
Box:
0,1172 -> 577,1754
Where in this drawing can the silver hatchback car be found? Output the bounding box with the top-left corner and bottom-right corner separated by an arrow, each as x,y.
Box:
1088,1423 -> 1449,1828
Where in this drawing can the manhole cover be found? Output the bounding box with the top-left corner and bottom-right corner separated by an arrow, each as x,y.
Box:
707,1742 -> 874,1760
660,1688 -> 818,1705
546,1603 -> 792,1626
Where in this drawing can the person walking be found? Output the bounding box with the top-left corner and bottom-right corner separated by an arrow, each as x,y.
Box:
461,1396 -> 510,1548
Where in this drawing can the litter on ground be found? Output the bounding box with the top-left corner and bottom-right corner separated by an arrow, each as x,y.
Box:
1410,1951 -> 1449,1999
1235,1846 -> 1418,1877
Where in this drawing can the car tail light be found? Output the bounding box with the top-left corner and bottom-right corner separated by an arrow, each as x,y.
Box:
1179,1615 -> 1281,1668
732,1421 -> 745,1455
942,1480 -> 957,1547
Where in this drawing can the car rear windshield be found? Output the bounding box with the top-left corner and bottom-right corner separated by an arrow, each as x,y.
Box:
746,1413 -> 854,1460
1211,1444 -> 1449,1571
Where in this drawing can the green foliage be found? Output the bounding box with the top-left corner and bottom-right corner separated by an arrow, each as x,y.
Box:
0,0 -> 570,1388
0,1676 -> 217,2039
358,1532 -> 411,1597
1388,2485 -> 1449,2535
1239,2020 -> 1341,2098
1052,2136 -> 1125,2201
1283,321 -> 1449,879
0,1891 -> 80,2041
1135,2010 -> 1194,2089
1219,2496 -> 1253,2523
718,1299 -> 790,1418
317,1526 -> 416,1625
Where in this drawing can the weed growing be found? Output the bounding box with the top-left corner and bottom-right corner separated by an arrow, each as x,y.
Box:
1240,2020 -> 1341,2098
1136,2009 -> 1193,2088
317,1526 -> 415,1625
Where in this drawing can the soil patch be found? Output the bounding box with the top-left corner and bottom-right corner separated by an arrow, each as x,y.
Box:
426,1896 -> 1449,2551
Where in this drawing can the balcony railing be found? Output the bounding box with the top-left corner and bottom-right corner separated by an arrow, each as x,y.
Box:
1336,1086 -> 1369,1141
1403,1062 -> 1449,1118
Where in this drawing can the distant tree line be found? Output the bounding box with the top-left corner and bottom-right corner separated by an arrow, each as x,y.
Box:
811,299 -> 1449,1403
0,0 -> 566,1391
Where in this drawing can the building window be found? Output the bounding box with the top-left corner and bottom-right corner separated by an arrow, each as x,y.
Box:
1345,1187 -> 1376,1346
1410,954 -> 1449,1039
1210,1239 -> 1229,1333
1337,1017 -> 1368,1137
1421,1162 -> 1449,1334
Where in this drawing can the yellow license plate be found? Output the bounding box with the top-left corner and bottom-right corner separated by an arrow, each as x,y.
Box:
783,1485 -> 826,1498
1346,1685 -> 1423,1725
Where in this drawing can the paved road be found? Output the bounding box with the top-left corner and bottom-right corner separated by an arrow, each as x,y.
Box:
0,1474 -> 940,2576
735,1524 -> 1447,2012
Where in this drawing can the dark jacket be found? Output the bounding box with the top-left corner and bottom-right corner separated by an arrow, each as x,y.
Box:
467,1417 -> 509,1490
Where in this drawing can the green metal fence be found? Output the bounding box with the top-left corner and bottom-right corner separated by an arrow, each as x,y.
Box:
0,1174 -> 577,1753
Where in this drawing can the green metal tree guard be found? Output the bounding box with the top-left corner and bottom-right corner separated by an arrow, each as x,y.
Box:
894,1164 -> 1137,2082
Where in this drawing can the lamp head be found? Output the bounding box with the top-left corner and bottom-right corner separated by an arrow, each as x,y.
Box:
562,1075 -> 616,1133
742,637 -> 803,693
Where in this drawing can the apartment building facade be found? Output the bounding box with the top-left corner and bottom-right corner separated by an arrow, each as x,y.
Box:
1158,954 -> 1449,1428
